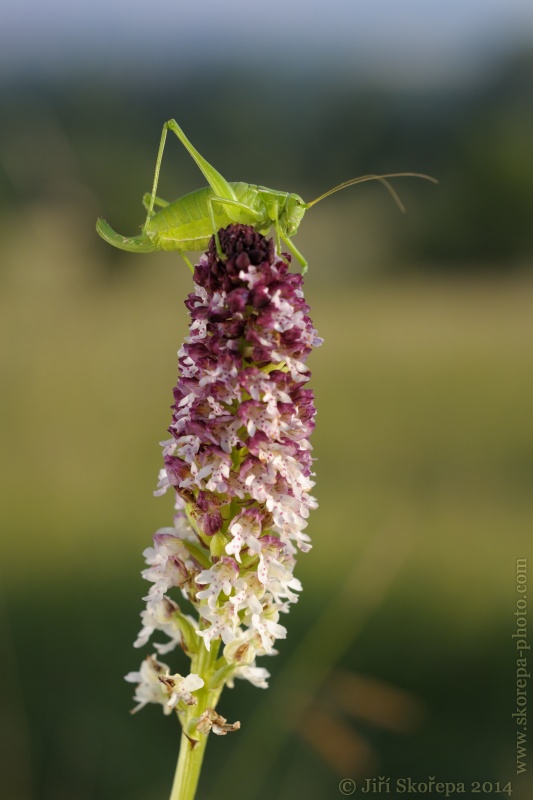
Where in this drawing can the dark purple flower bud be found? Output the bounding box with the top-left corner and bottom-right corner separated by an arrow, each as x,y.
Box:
202,512 -> 223,536
248,284 -> 271,309
226,287 -> 249,314
164,455 -> 189,486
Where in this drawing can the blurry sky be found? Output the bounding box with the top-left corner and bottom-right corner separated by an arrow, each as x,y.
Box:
3,0 -> 533,85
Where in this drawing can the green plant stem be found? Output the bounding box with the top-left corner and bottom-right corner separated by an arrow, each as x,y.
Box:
169,642 -> 222,800
169,728 -> 210,800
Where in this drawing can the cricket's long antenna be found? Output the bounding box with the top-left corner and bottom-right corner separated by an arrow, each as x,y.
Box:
306,173 -> 438,212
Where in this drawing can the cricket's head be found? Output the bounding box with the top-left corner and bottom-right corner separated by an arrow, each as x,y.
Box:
282,193 -> 307,236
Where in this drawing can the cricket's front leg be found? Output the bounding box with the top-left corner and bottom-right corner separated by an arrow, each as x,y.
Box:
279,230 -> 308,274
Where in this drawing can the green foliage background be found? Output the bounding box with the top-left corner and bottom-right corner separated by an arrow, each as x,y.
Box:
1,48 -> 532,800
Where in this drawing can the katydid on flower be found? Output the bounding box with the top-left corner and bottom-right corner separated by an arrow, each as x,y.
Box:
96,118 -> 437,273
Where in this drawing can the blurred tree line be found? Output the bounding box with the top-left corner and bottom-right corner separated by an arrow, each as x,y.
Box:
1,46 -> 532,272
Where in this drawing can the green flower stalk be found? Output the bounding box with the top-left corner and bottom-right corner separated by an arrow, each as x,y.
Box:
125,224 -> 322,799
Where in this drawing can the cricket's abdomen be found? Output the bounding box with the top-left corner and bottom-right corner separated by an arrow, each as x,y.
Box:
145,187 -> 225,251
145,183 -> 270,252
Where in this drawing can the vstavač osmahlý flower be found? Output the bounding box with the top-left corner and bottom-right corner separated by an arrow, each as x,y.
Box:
125,224 -> 322,799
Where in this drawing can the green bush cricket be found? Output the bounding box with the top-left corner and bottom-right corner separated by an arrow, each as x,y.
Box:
96,118 -> 437,273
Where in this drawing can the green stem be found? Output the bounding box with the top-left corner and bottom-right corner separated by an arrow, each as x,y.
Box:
169,728 -> 210,800
168,641 -> 222,800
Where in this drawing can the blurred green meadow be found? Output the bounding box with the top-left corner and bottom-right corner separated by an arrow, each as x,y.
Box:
1,191 -> 532,798
1,40 -> 533,800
